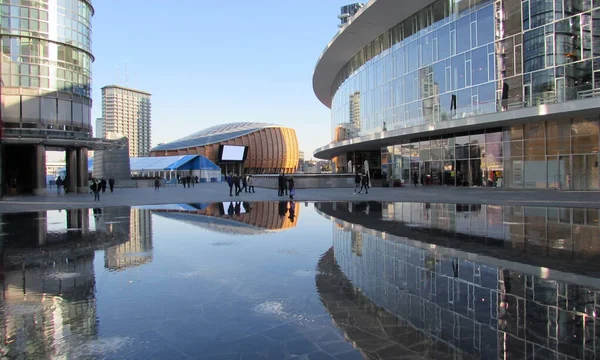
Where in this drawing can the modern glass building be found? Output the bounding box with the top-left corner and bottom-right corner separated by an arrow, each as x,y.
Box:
313,0 -> 600,190
0,0 -> 118,195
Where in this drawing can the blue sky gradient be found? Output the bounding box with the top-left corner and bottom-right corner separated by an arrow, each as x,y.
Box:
90,0 -> 349,159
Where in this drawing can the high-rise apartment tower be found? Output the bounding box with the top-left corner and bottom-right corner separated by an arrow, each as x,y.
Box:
101,85 -> 152,157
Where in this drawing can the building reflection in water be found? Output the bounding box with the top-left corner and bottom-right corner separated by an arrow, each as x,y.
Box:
0,207 -> 151,358
104,208 -> 153,271
150,202 -> 300,235
316,202 -> 600,359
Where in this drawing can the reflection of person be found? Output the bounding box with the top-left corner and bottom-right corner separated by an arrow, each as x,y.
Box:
288,202 -> 296,222
278,201 -> 288,217
243,202 -> 251,214
227,202 -> 235,216
234,202 -> 241,216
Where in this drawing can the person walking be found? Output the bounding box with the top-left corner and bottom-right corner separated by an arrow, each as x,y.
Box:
90,179 -> 100,201
413,171 -> 418,187
359,173 -> 369,194
234,174 -> 241,196
108,178 -> 115,192
100,178 -> 107,193
55,176 -> 63,195
247,175 -> 255,193
288,176 -> 295,200
277,172 -> 284,196
354,172 -> 361,194
241,175 -> 248,193
227,173 -> 234,196
154,177 -> 161,191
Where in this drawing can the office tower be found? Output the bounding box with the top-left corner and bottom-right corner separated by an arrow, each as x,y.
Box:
101,85 -> 152,157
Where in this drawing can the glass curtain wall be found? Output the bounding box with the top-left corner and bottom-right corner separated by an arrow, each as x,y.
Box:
384,116 -> 600,189
330,0 -> 600,145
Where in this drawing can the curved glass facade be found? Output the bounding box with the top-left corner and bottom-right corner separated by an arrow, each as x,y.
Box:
331,0 -> 600,136
326,0 -> 600,190
0,0 -> 94,134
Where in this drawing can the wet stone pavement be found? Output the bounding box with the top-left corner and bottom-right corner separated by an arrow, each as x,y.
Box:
0,201 -> 598,359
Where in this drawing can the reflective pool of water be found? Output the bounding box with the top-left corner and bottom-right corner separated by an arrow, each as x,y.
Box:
0,201 -> 598,359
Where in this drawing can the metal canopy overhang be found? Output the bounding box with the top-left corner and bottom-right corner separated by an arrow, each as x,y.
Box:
313,0 -> 437,108
313,97 -> 600,159
2,136 -> 125,150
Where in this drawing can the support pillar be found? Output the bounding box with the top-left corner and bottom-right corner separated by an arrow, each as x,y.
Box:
36,211 -> 47,246
77,147 -> 88,194
33,144 -> 46,196
66,148 -> 77,194
79,208 -> 89,235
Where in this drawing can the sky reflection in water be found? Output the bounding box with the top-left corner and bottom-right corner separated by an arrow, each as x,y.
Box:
0,201 -> 598,359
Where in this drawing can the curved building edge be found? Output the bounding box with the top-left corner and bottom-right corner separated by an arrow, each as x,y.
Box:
313,0 -> 424,108
151,123 -> 300,174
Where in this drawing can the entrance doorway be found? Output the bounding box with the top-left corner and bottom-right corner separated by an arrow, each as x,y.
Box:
572,154 -> 599,190
554,154 -> 599,190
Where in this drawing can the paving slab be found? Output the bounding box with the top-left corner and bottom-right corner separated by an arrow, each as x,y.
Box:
0,183 -> 598,213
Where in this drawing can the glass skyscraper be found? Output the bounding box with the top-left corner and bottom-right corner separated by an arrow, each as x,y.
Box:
1,0 -> 93,131
0,0 -> 120,196
314,0 -> 600,190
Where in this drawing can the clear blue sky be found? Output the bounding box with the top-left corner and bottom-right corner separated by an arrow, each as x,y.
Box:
91,0 -> 348,159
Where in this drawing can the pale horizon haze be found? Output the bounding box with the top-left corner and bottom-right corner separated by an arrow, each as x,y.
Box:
74,0 -> 350,162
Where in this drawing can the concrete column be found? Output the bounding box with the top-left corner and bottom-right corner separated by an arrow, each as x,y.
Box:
77,147 -> 88,194
33,144 -> 46,196
36,211 -> 47,246
79,208 -> 89,235
66,148 -> 77,194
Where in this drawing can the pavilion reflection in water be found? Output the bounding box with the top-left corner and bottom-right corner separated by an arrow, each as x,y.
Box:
0,207 -> 153,358
150,201 -> 300,235
316,202 -> 600,360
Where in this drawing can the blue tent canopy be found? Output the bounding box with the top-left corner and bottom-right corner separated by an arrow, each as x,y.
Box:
129,156 -> 198,171
128,155 -> 220,171
58,155 -> 220,176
